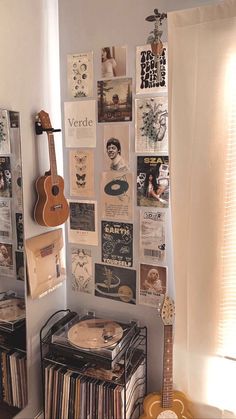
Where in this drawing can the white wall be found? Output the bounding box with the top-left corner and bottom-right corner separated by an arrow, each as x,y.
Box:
0,1 -> 66,418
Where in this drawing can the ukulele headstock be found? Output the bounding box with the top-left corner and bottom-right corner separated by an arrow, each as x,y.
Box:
37,110 -> 52,130
161,295 -> 175,326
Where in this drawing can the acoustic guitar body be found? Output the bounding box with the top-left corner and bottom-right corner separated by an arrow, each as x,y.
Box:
34,174 -> 69,227
140,391 -> 193,419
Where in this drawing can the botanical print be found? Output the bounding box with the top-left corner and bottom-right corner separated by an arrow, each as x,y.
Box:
103,124 -> 129,172
135,97 -> 168,153
97,78 -> 132,123
139,263 -> 167,308
71,246 -> 93,294
68,200 -> 98,245
102,221 -> 133,267
64,101 -> 96,148
136,44 -> 168,94
140,208 -> 166,263
95,263 -> 136,305
101,45 -> 127,78
69,149 -> 94,197
67,51 -> 93,98
137,156 -> 169,208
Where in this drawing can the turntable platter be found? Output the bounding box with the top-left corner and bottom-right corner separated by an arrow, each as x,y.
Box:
0,298 -> 25,322
67,318 -> 123,349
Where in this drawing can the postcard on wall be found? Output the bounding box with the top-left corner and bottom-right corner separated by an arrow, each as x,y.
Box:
64,100 -> 96,148
0,242 -> 14,276
102,221 -> 133,267
137,155 -> 169,208
12,162 -> 23,211
101,45 -> 127,78
140,208 -> 165,263
0,110 -> 11,155
97,78 -> 132,123
69,149 -> 94,197
25,229 -> 65,299
15,213 -> 24,250
70,246 -> 93,294
68,200 -> 98,245
135,97 -> 168,153
95,263 -> 136,305
103,124 -> 129,172
0,156 -> 12,198
136,44 -> 168,94
67,51 -> 93,98
0,199 -> 12,240
15,251 -> 24,281
139,263 -> 167,308
101,171 -> 133,221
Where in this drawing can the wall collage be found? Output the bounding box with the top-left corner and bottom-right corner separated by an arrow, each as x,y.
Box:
65,42 -> 169,309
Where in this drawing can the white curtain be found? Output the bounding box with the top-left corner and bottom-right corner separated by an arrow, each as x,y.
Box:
168,1 -> 236,418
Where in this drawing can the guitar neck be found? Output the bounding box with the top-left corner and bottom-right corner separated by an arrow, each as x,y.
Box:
162,324 -> 173,408
47,132 -> 58,184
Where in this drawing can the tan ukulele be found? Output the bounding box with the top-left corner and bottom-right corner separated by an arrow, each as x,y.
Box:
140,296 -> 193,419
34,110 -> 69,227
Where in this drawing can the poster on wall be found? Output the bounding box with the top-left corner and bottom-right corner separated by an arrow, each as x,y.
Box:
101,221 -> 133,267
101,171 -> 133,221
103,124 -> 129,172
15,213 -> 24,250
136,44 -> 168,94
101,45 -> 127,78
95,263 -> 136,305
135,97 -> 168,153
69,149 -> 94,197
68,200 -> 98,245
0,242 -> 14,276
13,162 -> 23,211
137,155 -> 169,208
0,199 -> 12,240
139,263 -> 167,308
0,156 -> 12,198
70,246 -> 93,294
64,101 -> 96,148
140,208 -> 165,263
67,51 -> 93,98
97,78 -> 132,123
0,110 -> 10,155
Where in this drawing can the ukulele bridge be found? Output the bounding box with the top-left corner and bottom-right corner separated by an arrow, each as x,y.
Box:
51,204 -> 63,211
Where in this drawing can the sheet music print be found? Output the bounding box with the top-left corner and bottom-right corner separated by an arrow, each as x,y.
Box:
71,247 -> 93,294
95,263 -> 136,305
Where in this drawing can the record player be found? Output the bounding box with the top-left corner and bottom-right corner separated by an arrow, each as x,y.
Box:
50,312 -> 138,367
0,295 -> 25,332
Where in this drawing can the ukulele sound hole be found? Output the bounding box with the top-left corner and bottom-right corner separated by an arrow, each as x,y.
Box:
52,185 -> 59,196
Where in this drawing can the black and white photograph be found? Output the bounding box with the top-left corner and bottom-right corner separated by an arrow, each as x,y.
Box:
67,51 -> 93,98
71,246 -> 93,294
0,242 -> 13,276
102,221 -> 133,267
101,45 -> 127,78
104,124 -> 129,172
97,78 -> 132,123
139,263 -> 167,308
136,44 -> 168,94
0,156 -> 12,198
135,97 -> 168,153
68,200 -> 98,245
15,251 -> 25,281
137,155 -> 169,208
95,263 -> 136,305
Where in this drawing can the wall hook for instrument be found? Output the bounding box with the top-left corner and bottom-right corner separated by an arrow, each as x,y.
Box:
35,121 -> 61,135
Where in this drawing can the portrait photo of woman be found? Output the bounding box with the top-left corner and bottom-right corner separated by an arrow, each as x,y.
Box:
101,45 -> 127,78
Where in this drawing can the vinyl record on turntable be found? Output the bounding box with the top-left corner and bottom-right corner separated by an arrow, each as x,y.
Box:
0,298 -> 25,322
67,318 -> 124,349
